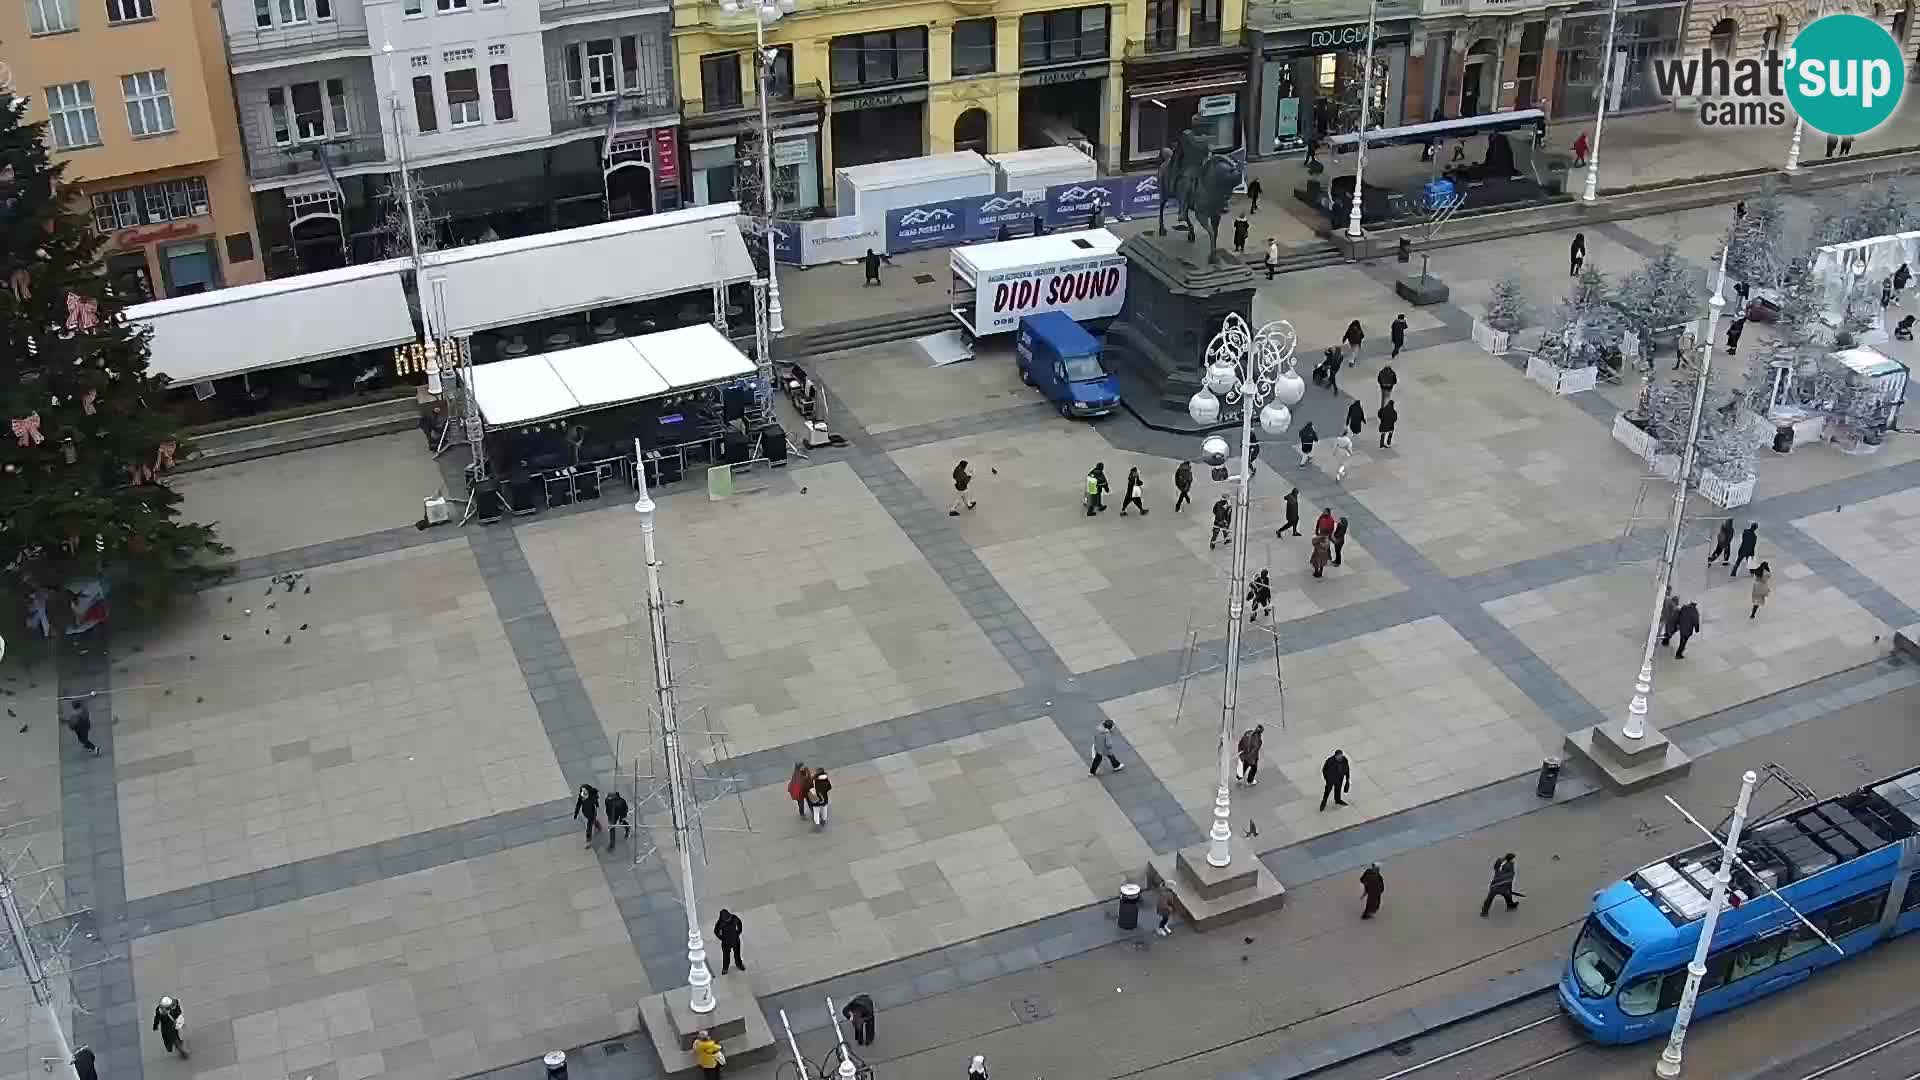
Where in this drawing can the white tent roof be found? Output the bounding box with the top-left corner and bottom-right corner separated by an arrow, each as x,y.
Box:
421,203 -> 758,337
469,323 -> 754,427
126,259 -> 414,384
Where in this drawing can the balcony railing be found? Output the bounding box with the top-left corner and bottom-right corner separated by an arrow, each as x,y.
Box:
682,79 -> 825,120
1123,30 -> 1235,58
1243,0 -> 1416,28
540,0 -> 669,21
549,87 -> 680,133
226,20 -> 370,63
247,134 -> 387,181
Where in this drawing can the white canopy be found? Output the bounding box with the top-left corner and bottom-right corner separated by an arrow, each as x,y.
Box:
469,323 -> 755,427
127,259 -> 414,385
1328,108 -> 1546,149
422,203 -> 758,337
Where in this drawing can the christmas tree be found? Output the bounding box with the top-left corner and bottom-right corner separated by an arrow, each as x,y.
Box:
1482,271 -> 1531,333
1724,182 -> 1791,291
1614,236 -> 1701,345
1855,175 -> 1913,239
1804,193 -> 1868,250
1537,264 -> 1625,369
0,90 -> 228,636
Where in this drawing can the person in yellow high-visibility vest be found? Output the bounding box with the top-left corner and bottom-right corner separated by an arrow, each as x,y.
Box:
1085,463 -> 1108,516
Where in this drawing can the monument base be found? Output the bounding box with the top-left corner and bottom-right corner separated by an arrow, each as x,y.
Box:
638,984 -> 777,1076
1104,230 -> 1257,412
1145,838 -> 1286,930
1396,272 -> 1450,305
1895,623 -> 1920,660
1565,721 -> 1693,791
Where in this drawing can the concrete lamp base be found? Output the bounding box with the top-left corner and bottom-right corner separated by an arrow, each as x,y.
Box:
1145,839 -> 1286,930
1565,720 -> 1693,792
638,984 -> 777,1076
1893,623 -> 1920,660
1395,273 -> 1451,306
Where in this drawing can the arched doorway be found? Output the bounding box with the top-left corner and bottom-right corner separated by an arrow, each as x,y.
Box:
1760,15 -> 1785,54
290,213 -> 346,273
954,108 -> 991,155
1461,38 -> 1499,116
1709,18 -> 1739,60
605,160 -> 655,220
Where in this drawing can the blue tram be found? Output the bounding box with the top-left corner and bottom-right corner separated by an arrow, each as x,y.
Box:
1560,765 -> 1920,1044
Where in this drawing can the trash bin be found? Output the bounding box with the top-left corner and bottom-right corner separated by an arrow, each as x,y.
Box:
1397,237 -> 1412,264
543,1050 -> 568,1079
1536,758 -> 1561,799
1117,883 -> 1142,930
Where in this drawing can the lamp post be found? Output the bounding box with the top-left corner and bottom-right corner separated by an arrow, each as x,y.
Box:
632,439 -> 716,1015
1785,2 -> 1821,173
1186,314 -> 1303,868
1582,0 -> 1623,204
1,875 -> 79,1079
718,0 -> 793,335
1622,242 -> 1727,741
1345,0 -> 1380,240
1655,770 -> 1758,1077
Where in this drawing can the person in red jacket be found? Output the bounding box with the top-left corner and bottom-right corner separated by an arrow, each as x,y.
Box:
1315,507 -> 1336,538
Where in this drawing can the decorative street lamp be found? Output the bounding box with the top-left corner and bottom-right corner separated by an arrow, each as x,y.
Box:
1655,770 -> 1758,1077
1187,314 -> 1303,868
1582,0 -> 1623,204
1345,0 -> 1381,241
1621,242 -> 1728,742
718,0 -> 794,334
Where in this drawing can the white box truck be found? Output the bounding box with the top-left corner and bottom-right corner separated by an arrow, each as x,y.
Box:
989,146 -> 1098,201
950,229 -> 1126,339
834,152 -> 997,235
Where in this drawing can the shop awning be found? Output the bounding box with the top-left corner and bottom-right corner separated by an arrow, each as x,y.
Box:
127,259 -> 415,385
469,323 -> 756,427
1328,108 -> 1546,150
421,202 -> 759,337
1126,73 -> 1248,99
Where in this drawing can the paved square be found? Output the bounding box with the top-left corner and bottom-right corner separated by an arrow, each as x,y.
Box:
1103,616 -> 1556,850
1793,490 -> 1920,612
517,463 -> 1021,757
1250,265 -> 1446,349
110,540 -> 562,899
804,339 -> 1040,435
129,837 -> 644,1080
652,717 -> 1150,995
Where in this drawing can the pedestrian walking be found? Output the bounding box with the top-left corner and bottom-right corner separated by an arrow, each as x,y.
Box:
1321,346 -> 1343,394
1750,561 -> 1773,619
66,698 -> 98,755
1297,421 -> 1318,467
1342,319 -> 1365,365
1085,463 -> 1109,516
1246,570 -> 1273,622
1660,594 -> 1681,647
1314,506 -> 1336,538
1825,134 -> 1839,158
1389,314 -> 1408,360
1841,136 -> 1855,156
573,784 -> 601,846
1032,215 -> 1047,237
1173,460 -> 1193,512
605,789 -> 630,852
1569,232 -> 1586,277
1332,516 -> 1350,566
1154,888 -> 1176,936
1333,431 -> 1354,481
1377,363 -> 1397,409
1883,276 -> 1896,310
1310,533 -> 1332,578
862,248 -> 885,286
153,996 -> 187,1058
693,1030 -> 726,1078
968,1054 -> 990,1079
1377,399 -> 1398,448
788,763 -> 812,817
1726,316 -> 1746,354
1276,487 -> 1301,537
949,460 -> 976,516
1210,495 -> 1233,549
1089,718 -> 1125,775
1319,749 -> 1350,810
1734,199 -> 1746,223
844,994 -> 877,1045
1247,177 -> 1264,213
1360,862 -> 1385,919
1731,522 -> 1759,577
1572,131 -> 1590,166
1707,518 -> 1735,566
1481,853 -> 1522,916
1265,238 -> 1280,280
809,769 -> 833,826
1232,212 -> 1250,254
71,1048 -> 98,1080
1120,466 -> 1149,515
1237,724 -> 1264,785
1673,600 -> 1702,659
1895,263 -> 1912,295
1247,429 -> 1261,470
714,908 -> 746,974
1346,399 -> 1366,436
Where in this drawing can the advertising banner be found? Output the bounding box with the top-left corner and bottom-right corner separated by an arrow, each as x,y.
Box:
885,193 -> 1038,253
1040,173 -> 1173,229
769,221 -> 802,265
800,216 -> 881,266
973,254 -> 1128,335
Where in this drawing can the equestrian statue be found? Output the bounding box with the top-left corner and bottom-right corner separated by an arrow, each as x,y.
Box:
1155,117 -> 1246,264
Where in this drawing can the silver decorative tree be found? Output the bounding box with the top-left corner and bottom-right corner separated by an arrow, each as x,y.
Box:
1616,237 -> 1701,345
1539,265 -> 1626,370
1483,271 -> 1532,335
1723,183 -> 1791,292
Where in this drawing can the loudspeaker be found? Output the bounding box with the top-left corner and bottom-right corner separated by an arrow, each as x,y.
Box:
723,385 -> 751,421
474,478 -> 504,524
763,428 -> 787,465
724,431 -> 749,463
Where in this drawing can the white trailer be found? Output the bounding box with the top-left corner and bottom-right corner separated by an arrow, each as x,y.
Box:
989,146 -> 1098,201
834,152 -> 997,234
949,229 -> 1126,339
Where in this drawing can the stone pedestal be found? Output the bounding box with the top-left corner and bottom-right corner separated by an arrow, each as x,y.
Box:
638,984 -> 776,1076
1895,624 -> 1920,660
1396,271 -> 1450,306
1145,838 -> 1286,930
1565,720 -> 1693,792
1104,230 -> 1257,415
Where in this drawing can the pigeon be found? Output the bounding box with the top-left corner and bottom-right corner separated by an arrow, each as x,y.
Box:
16,724 -> 24,733
265,629 -> 271,636
267,602 -> 276,610
196,697 -> 204,704
244,609 -> 252,616
283,635 -> 292,645
304,585 -> 311,594
226,596 -> 233,604
222,634 -> 231,641
163,688 -> 171,695
188,655 -> 195,661
266,587 -> 273,596
299,624 -> 308,631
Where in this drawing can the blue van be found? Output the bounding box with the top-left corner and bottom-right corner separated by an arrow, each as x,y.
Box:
1016,311 -> 1121,418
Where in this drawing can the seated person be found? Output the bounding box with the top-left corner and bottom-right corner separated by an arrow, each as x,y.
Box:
1896,314 -> 1915,341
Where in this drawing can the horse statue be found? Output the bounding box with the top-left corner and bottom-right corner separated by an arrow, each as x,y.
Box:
1156,120 -> 1246,264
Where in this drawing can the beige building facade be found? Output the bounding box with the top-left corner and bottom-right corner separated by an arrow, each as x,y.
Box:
1682,0 -> 1915,68
7,0 -> 264,299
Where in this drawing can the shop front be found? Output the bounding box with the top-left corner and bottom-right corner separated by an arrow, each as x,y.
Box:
87,174 -> 259,301
1019,62 -> 1110,162
606,125 -> 686,220
1122,60 -> 1249,170
1553,0 -> 1686,116
1250,19 -> 1411,157
829,87 -> 929,170
686,97 -> 826,216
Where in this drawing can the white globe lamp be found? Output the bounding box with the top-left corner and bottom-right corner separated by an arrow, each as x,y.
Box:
1201,357 -> 1239,397
1200,434 -> 1230,464
1188,388 -> 1221,426
1271,367 -> 1305,407
1258,401 -> 1293,436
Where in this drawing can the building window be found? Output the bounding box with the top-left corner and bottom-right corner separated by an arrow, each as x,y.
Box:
490,63 -> 514,119
443,46 -> 474,62
488,42 -> 506,56
263,80 -> 356,146
1144,0 -> 1174,51
436,0 -> 468,11
952,18 -> 996,75
829,27 -> 928,89
411,54 -> 430,68
28,0 -> 77,35
315,0 -> 329,17
412,74 -> 438,131
403,0 -> 420,14
90,176 -> 209,230
1514,20 -> 1546,107
121,70 -> 175,137
1191,0 -> 1221,46
701,53 -> 742,109
565,36 -> 650,100
106,0 -> 153,24
445,68 -> 482,125
1020,7 -> 1108,66
290,80 -> 325,138
277,0 -> 305,23
45,82 -> 101,149
326,77 -> 350,133
266,87 -> 290,142
766,44 -> 794,98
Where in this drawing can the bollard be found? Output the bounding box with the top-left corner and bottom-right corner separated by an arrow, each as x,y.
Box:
1536,758 -> 1561,800
1397,237 -> 1412,264
543,1050 -> 567,1079
1117,883 -> 1142,930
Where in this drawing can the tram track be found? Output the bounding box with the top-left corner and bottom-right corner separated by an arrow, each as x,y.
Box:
1791,1022 -> 1920,1080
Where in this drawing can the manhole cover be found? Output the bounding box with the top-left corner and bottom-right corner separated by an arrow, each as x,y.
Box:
600,1041 -> 627,1056
1389,1042 -> 1416,1057
1013,995 -> 1054,1022
913,273 -> 936,285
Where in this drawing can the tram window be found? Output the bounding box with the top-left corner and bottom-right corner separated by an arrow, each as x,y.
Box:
1618,971 -> 1687,1016
1906,872 -> 1920,911
1823,889 -> 1887,936
1778,924 -> 1826,963
1728,937 -> 1784,982
1571,919 -> 1630,998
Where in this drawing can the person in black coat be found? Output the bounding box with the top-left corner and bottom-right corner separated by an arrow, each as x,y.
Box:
1173,460 -> 1193,512
1319,750 -> 1350,810
714,908 -> 746,973
1332,516 -> 1350,566
71,1048 -> 99,1080
1232,213 -> 1250,254
1360,863 -> 1385,919
1672,601 -> 1702,658
1377,400 -> 1398,448
1246,177 -> 1264,213
1297,422 -> 1318,467
1246,569 -> 1274,621
1276,487 -> 1301,537
1731,522 -> 1759,577
1725,316 -> 1746,355
1209,496 -> 1232,550
1342,319 -> 1366,365
573,784 -> 601,845
152,996 -> 187,1057
843,994 -> 877,1045
67,698 -> 98,754
1389,314 -> 1408,359
1570,233 -> 1586,277
1659,594 -> 1682,647
1481,854 -> 1521,915
1707,517 -> 1735,566
1346,399 -> 1366,435
604,790 -> 630,852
